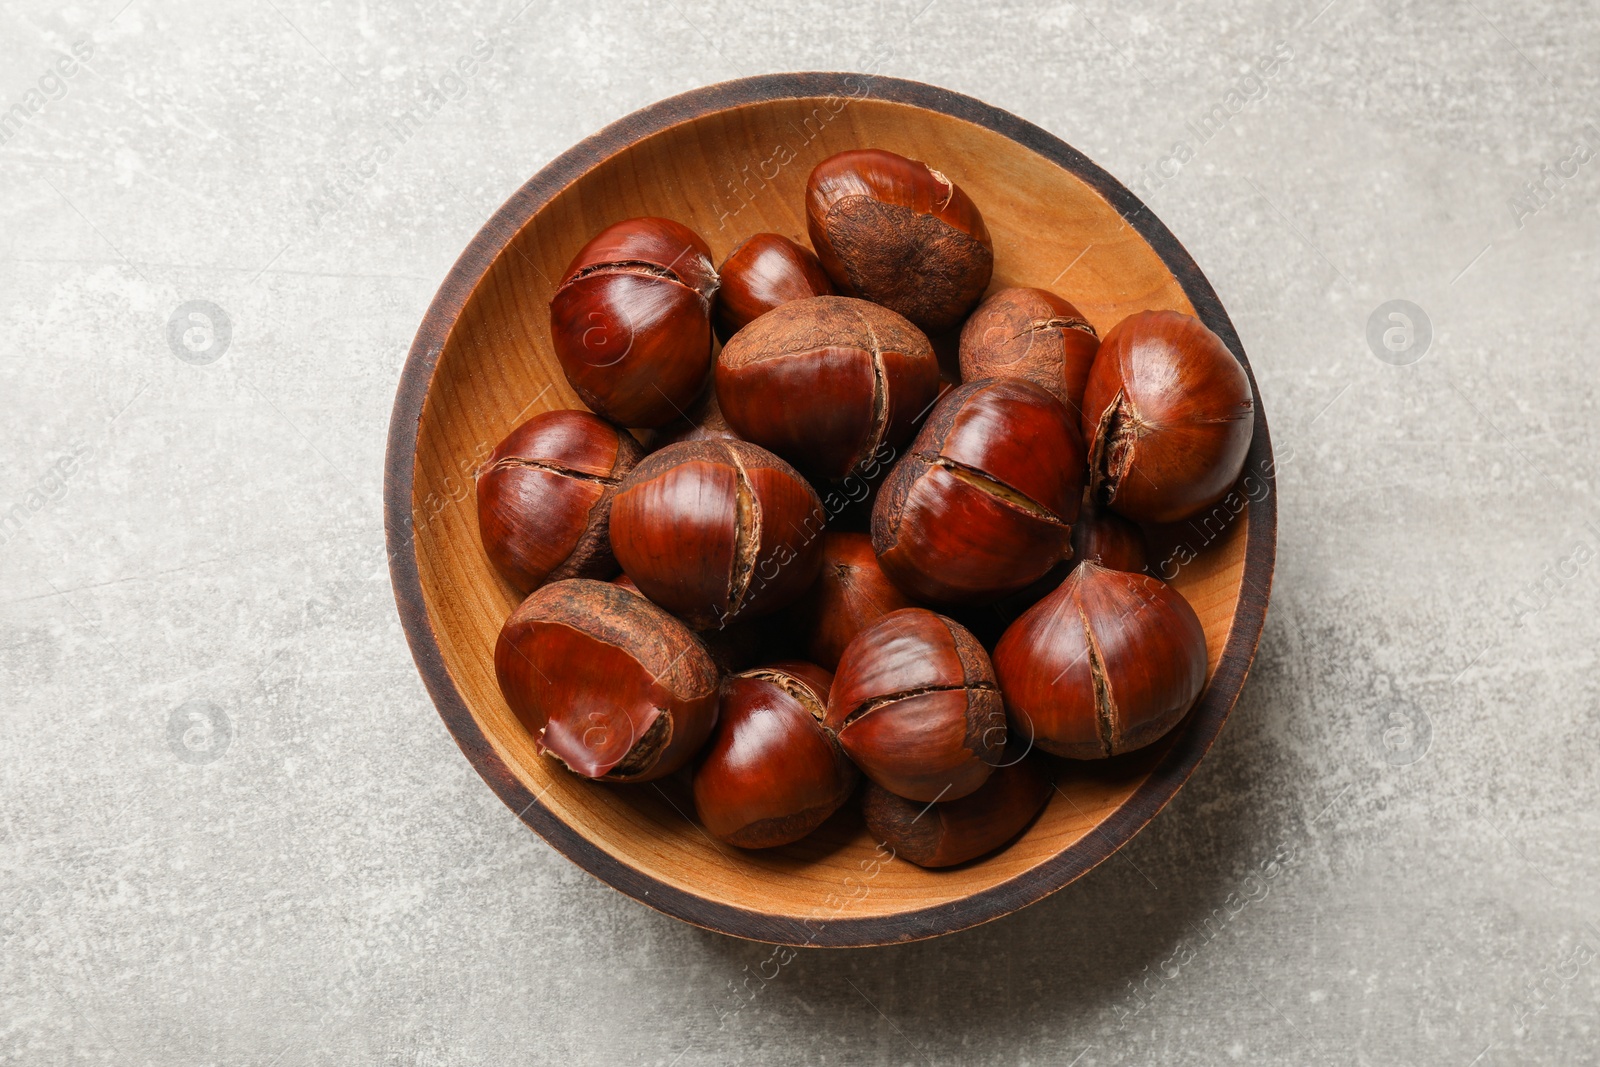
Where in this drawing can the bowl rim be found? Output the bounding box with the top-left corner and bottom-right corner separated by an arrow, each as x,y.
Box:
385,71 -> 1277,947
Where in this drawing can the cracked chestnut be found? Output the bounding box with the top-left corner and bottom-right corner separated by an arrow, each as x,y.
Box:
715,295 -> 939,482
608,439 -> 825,629
872,377 -> 1086,604
789,532 -> 916,670
476,410 -> 645,594
806,149 -> 993,333
713,233 -> 835,340
863,750 -> 1051,868
692,661 -> 857,848
1082,310 -> 1254,523
993,561 -> 1206,759
549,217 -> 718,428
958,287 -> 1099,418
611,574 -> 760,672
824,608 -> 1004,802
495,578 -> 720,781
1070,494 -> 1149,574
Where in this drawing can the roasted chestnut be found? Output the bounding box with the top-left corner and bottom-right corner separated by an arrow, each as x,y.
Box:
692,661 -> 857,848
958,287 -> 1099,418
863,752 -> 1051,867
716,295 -> 940,481
806,149 -> 993,333
993,561 -> 1206,759
714,233 -> 835,340
548,217 -> 718,428
611,574 -> 760,672
1070,493 -> 1149,574
872,378 -> 1085,604
495,578 -> 720,780
789,532 -> 916,670
1082,310 -> 1254,523
824,608 -> 1004,802
476,411 -> 645,594
609,439 -> 825,629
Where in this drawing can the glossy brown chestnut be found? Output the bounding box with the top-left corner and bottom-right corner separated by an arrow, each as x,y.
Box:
692,661 -> 857,848
609,439 -> 825,629
958,287 -> 1099,418
713,233 -> 835,340
715,296 -> 939,482
806,149 -> 993,333
789,532 -> 916,670
1082,310 -> 1254,523
993,561 -> 1206,759
548,217 -> 718,428
862,752 -> 1051,868
872,378 -> 1086,604
475,411 -> 645,594
494,578 -> 720,781
824,608 -> 1004,802
1070,494 -> 1149,574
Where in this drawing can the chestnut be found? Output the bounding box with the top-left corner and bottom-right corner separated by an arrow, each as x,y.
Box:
692,661 -> 858,848
958,287 -> 1099,418
872,378 -> 1085,604
1070,493 -> 1149,574
475,410 -> 646,594
609,439 -> 826,629
715,296 -> 939,482
789,532 -> 916,670
806,149 -> 993,333
824,608 -> 1004,802
494,578 -> 719,781
863,752 -> 1051,868
548,217 -> 718,428
713,233 -> 835,340
1082,310 -> 1254,523
653,385 -> 739,448
993,561 -> 1207,759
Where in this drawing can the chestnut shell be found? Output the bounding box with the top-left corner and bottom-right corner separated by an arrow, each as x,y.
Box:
476,410 -> 645,594
692,661 -> 857,848
715,295 -> 939,482
806,149 -> 993,333
993,561 -> 1206,759
714,233 -> 835,341
872,377 -> 1085,604
788,531 -> 916,670
1082,310 -> 1254,524
494,578 -> 720,781
609,439 -> 826,629
824,608 -> 1004,803
548,217 -> 718,428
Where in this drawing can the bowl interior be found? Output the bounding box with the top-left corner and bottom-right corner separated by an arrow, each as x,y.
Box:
403,87 -> 1255,940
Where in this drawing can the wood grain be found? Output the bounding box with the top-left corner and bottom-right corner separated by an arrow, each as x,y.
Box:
385,73 -> 1277,947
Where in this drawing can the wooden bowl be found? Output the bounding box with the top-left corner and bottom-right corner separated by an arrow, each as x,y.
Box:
385,73 -> 1276,946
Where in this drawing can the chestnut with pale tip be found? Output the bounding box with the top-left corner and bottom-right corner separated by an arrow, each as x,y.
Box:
715,295 -> 939,482
824,608 -> 1005,803
872,377 -> 1085,604
863,750 -> 1051,868
476,410 -> 646,594
993,561 -> 1207,759
959,287 -> 1099,418
494,578 -> 720,781
713,232 -> 835,340
609,439 -> 825,629
1082,309 -> 1254,524
806,149 -> 993,333
693,661 -> 858,848
548,217 -> 719,428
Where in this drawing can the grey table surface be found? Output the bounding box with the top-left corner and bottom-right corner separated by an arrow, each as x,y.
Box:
4,0 -> 1598,1063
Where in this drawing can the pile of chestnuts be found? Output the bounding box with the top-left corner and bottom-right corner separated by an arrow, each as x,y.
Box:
481,147 -> 1254,869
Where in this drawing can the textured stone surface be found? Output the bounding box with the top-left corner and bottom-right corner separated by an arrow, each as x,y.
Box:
3,0 -> 1598,1063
